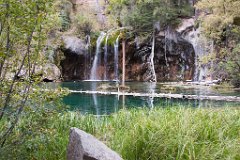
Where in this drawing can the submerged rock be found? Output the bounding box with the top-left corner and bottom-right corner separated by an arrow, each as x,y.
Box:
67,127 -> 122,160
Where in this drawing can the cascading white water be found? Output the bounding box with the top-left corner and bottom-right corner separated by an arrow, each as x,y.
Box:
178,15 -> 214,82
114,35 -> 120,80
150,34 -> 157,82
104,35 -> 109,80
134,36 -> 140,49
90,32 -> 106,80
165,27 -> 178,67
166,26 -> 177,53
183,27 -> 213,81
90,32 -> 102,115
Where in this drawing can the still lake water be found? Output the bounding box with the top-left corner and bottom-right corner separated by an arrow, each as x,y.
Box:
43,81 -> 240,115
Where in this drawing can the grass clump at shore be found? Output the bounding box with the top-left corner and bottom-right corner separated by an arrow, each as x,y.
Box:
1,107 -> 240,160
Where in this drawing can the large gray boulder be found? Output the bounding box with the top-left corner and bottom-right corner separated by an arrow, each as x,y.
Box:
67,128 -> 123,160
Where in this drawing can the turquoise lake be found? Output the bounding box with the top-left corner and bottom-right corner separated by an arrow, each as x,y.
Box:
43,81 -> 240,115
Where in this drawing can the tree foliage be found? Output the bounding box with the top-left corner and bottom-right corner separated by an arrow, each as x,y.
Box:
54,0 -> 72,31
0,0 -> 63,149
196,0 -> 240,40
196,0 -> 240,86
108,0 -> 194,32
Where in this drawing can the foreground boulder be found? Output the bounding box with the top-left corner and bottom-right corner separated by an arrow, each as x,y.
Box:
67,128 -> 122,160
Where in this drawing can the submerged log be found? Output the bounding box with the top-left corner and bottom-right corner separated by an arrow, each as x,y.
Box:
69,90 -> 240,102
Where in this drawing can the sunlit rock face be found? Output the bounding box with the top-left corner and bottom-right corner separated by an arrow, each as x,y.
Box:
60,33 -> 195,82
63,36 -> 87,55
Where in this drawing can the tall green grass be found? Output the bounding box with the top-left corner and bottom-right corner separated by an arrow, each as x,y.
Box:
1,107 -> 240,160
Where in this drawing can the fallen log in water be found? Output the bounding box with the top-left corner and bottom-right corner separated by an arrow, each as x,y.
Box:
69,90 -> 240,102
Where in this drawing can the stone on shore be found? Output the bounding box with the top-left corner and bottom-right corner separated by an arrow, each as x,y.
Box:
67,127 -> 122,160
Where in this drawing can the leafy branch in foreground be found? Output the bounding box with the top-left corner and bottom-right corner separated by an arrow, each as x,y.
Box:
0,0 -> 61,147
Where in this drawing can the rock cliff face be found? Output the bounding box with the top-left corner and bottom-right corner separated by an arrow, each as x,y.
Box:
179,18 -> 214,81
59,1 -> 195,82
124,32 -> 195,81
60,33 -> 195,82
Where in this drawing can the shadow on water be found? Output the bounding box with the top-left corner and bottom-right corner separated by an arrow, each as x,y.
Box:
44,81 -> 240,115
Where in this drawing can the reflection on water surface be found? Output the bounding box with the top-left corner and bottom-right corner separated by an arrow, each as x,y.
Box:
43,82 -> 240,115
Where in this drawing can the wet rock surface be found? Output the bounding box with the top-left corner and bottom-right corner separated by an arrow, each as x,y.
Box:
37,63 -> 61,81
125,33 -> 195,81
60,32 -> 195,82
60,48 -> 90,81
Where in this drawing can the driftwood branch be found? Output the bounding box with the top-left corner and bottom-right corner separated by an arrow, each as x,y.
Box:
69,90 -> 240,102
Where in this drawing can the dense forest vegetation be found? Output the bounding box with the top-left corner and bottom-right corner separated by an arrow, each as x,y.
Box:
196,0 -> 240,87
0,0 -> 240,159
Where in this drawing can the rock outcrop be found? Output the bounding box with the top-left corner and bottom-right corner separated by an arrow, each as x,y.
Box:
63,36 -> 88,55
60,32 -> 195,82
60,48 -> 89,81
37,63 -> 61,82
179,17 -> 213,81
124,32 -> 195,81
4,63 -> 61,82
67,127 -> 122,160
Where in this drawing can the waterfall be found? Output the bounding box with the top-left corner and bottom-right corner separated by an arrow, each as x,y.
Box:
90,32 -> 106,80
165,27 -> 178,68
114,35 -> 120,80
178,16 -> 214,82
182,27 -> 213,81
150,34 -> 157,82
134,36 -> 140,49
104,35 -> 109,80
183,27 -> 201,81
